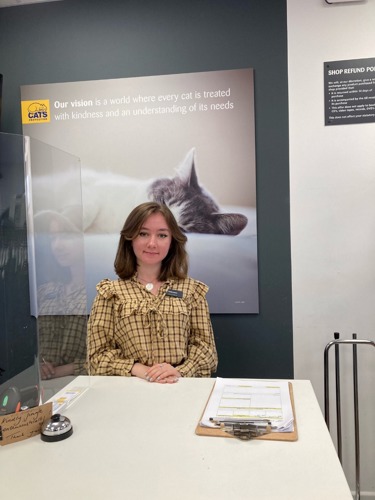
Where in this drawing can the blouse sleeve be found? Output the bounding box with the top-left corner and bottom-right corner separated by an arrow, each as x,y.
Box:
87,279 -> 134,376
175,281 -> 218,377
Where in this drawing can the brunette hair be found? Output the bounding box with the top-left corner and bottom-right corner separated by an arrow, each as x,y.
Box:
114,202 -> 188,281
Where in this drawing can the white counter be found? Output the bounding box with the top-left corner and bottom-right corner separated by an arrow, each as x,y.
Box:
1,376 -> 352,500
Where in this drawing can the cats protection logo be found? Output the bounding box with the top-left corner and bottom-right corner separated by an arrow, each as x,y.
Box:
21,100 -> 50,124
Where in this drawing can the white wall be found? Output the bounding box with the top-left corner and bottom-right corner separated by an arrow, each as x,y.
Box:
288,0 -> 375,496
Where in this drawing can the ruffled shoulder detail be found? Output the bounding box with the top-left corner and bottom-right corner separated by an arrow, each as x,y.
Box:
95,279 -> 117,299
180,278 -> 209,306
191,279 -> 209,298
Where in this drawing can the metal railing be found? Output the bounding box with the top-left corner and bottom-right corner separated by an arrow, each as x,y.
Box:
324,333 -> 375,500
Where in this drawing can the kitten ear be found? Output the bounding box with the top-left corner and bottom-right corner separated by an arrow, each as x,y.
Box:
176,147 -> 199,188
212,213 -> 248,235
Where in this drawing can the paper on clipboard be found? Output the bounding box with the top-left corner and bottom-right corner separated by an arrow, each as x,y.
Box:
200,378 -> 294,432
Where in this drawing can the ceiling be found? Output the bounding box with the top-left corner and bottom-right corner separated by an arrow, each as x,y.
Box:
0,0 -> 63,7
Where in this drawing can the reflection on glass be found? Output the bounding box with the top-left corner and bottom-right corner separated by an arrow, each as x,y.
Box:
34,207 -> 87,379
25,138 -> 88,381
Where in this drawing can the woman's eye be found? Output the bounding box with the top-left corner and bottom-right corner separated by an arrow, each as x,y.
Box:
139,232 -> 148,237
158,234 -> 168,238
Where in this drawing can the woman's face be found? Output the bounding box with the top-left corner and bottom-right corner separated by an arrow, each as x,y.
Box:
49,219 -> 84,268
132,212 -> 172,268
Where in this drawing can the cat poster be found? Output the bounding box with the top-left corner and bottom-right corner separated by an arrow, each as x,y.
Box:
21,68 -> 258,314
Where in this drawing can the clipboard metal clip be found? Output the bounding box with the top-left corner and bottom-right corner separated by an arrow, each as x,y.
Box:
218,420 -> 272,441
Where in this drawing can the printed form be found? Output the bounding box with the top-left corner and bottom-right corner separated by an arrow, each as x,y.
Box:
201,378 -> 294,432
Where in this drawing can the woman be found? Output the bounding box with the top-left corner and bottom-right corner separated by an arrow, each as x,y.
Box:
87,202 -> 218,383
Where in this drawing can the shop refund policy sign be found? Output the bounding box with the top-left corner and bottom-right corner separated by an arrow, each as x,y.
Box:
324,57 -> 375,125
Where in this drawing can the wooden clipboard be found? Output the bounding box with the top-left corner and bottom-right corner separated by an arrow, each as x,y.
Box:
195,382 -> 298,442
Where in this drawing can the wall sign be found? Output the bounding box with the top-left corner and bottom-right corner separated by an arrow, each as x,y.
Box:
324,57 -> 375,125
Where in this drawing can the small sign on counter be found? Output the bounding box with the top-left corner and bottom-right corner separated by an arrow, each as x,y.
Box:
0,403 -> 52,446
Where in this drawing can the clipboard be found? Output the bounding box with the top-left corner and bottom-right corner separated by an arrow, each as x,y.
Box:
195,382 -> 298,441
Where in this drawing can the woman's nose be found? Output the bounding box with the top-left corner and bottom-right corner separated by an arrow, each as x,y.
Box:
147,235 -> 157,247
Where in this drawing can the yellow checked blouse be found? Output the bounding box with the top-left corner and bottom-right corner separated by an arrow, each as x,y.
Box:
87,276 -> 218,377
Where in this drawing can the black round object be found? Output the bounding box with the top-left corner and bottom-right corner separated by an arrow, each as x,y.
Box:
41,413 -> 73,442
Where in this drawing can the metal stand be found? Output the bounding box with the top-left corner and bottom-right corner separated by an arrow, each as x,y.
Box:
324,334 -> 375,500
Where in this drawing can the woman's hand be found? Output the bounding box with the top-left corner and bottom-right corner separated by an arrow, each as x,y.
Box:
145,363 -> 181,384
40,360 -> 55,380
40,361 -> 74,379
131,362 -> 180,383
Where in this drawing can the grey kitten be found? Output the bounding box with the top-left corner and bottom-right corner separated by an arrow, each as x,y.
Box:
32,148 -> 248,236
149,149 -> 248,235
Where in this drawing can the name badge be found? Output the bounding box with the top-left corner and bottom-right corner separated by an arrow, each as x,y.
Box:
166,289 -> 183,298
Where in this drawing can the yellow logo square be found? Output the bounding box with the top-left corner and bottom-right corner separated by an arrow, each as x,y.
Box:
21,100 -> 50,124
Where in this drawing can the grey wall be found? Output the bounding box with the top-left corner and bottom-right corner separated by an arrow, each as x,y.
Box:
0,0 -> 292,378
